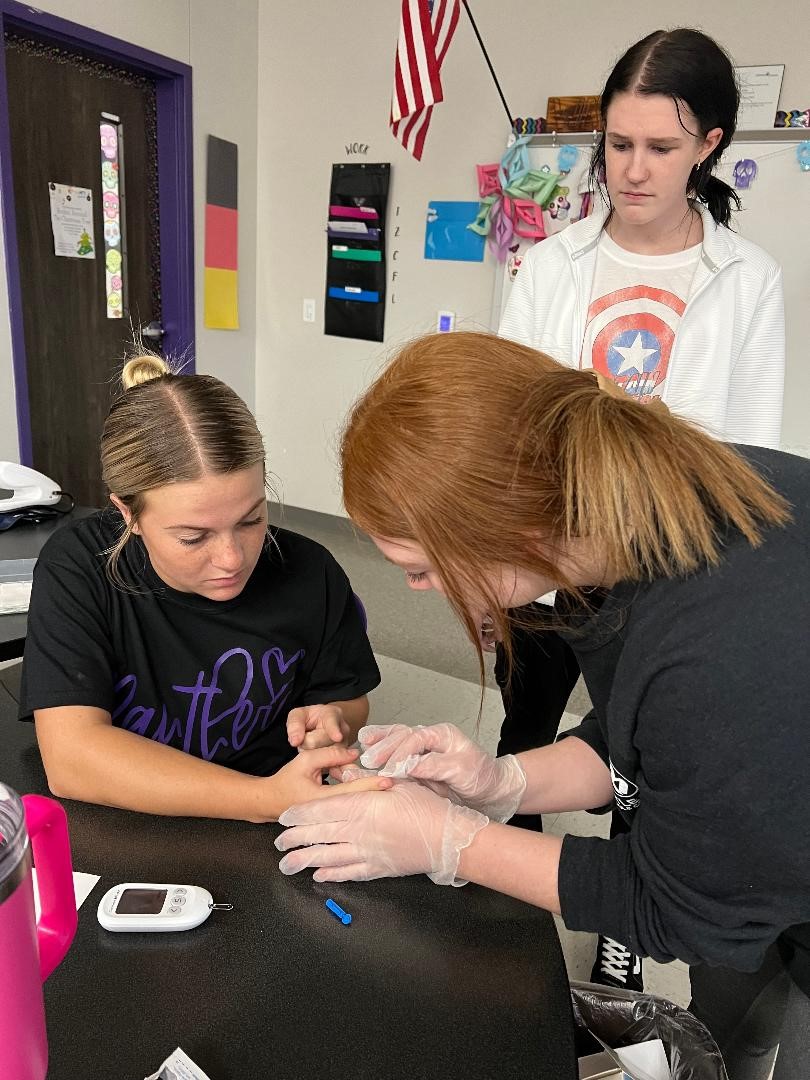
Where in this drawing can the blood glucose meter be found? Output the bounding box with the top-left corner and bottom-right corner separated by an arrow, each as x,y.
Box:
97,882 -> 218,932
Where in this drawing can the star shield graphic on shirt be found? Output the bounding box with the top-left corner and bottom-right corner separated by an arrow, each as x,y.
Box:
583,285 -> 686,403
613,331 -> 657,375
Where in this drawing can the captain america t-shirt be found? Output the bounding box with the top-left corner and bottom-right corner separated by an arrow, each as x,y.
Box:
580,231 -> 701,403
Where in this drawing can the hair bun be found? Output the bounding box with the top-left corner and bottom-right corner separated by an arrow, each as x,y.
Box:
121,353 -> 171,390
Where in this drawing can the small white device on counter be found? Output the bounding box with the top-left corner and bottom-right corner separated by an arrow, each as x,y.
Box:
97,882 -> 228,932
0,462 -> 61,511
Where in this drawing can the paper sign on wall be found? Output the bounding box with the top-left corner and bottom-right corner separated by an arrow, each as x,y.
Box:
735,65 -> 785,130
48,182 -> 95,259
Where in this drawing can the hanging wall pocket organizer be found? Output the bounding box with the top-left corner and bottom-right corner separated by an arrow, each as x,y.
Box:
324,163 -> 390,342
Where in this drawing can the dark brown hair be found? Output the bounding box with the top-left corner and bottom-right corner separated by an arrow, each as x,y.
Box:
590,29 -> 740,226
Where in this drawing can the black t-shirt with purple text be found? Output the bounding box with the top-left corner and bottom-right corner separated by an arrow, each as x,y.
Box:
19,509 -> 380,776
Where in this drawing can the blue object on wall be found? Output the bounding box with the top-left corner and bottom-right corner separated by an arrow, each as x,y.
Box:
424,201 -> 486,262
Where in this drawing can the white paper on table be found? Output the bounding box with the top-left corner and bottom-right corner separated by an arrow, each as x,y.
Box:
615,1038 -> 672,1080
0,580 -> 33,613
31,869 -> 100,921
144,1047 -> 213,1080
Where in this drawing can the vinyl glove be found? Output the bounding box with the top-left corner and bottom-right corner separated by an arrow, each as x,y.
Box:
358,722 -> 527,823
275,781 -> 489,886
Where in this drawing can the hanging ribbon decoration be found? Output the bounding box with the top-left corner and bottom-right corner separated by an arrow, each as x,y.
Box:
468,135 -> 570,261
732,159 -> 758,189
728,137 -> 810,188
557,144 -> 579,173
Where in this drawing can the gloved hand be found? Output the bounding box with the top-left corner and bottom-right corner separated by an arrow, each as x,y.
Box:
275,781 -> 489,886
358,722 -> 527,823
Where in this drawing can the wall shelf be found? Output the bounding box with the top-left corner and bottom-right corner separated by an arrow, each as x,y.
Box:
524,128 -> 809,147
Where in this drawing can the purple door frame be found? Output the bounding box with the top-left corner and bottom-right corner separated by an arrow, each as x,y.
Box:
0,0 -> 195,464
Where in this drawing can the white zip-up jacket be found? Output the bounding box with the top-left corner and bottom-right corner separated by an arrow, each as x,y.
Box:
499,203 -> 785,448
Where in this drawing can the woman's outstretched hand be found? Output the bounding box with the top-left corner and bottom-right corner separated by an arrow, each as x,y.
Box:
269,745 -> 392,819
287,704 -> 351,750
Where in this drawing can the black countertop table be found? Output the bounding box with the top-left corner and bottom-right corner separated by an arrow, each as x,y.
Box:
2,713 -> 578,1080
0,507 -> 95,661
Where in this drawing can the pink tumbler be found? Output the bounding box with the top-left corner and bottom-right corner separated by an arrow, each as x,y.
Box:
0,784 -> 77,1080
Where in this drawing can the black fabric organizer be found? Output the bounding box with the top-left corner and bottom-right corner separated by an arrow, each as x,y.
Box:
324,162 -> 390,342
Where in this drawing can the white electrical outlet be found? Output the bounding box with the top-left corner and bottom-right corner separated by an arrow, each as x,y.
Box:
303,298 -> 316,323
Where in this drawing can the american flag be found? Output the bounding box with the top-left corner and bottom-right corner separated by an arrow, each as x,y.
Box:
390,0 -> 461,161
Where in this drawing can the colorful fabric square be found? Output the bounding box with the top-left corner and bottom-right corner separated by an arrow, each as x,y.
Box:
205,136 -> 239,329
204,268 -> 239,329
424,201 -> 485,262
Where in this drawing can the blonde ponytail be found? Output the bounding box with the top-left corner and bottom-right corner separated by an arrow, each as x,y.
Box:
523,369 -> 789,581
120,353 -> 171,390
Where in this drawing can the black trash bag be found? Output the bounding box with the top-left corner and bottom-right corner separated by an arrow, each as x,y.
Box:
571,981 -> 728,1080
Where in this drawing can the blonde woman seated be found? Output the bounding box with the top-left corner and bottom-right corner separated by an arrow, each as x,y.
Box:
20,356 -> 387,820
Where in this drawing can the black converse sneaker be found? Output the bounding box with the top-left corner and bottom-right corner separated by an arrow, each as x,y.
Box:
590,935 -> 644,992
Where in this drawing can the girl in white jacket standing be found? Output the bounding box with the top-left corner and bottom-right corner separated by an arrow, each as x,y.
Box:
500,30 -> 784,445
496,27 -> 786,1008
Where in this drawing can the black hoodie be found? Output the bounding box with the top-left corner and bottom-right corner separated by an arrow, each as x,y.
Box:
555,446 -> 810,989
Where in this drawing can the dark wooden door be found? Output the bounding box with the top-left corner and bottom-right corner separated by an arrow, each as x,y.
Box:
4,33 -> 161,506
